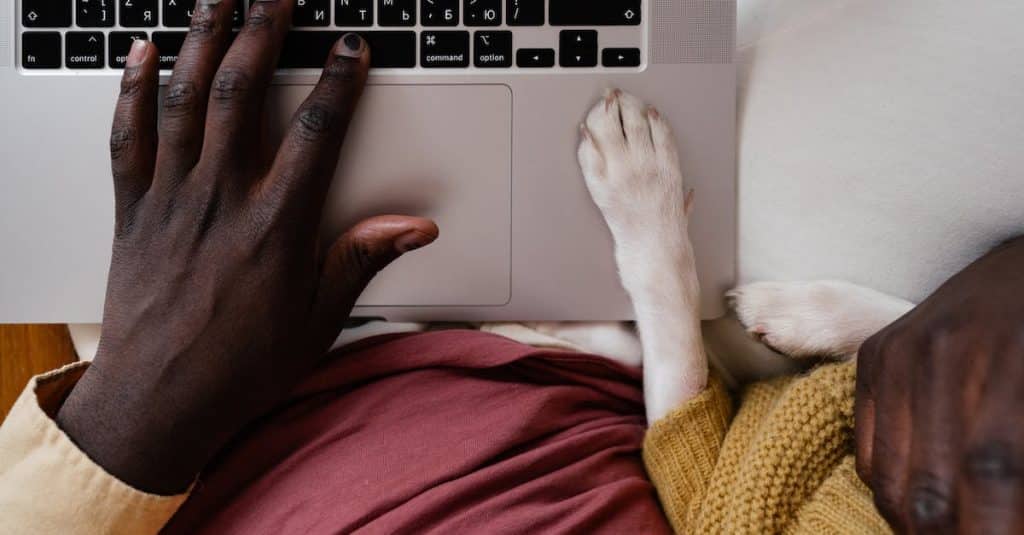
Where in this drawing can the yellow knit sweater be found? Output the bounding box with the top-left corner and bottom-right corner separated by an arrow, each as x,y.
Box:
643,360 -> 892,534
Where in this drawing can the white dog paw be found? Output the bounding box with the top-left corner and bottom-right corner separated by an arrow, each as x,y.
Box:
727,280 -> 915,359
577,89 -> 692,244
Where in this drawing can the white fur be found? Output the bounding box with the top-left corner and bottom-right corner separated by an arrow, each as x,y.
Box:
727,280 -> 914,359
521,322 -> 644,367
575,89 -> 707,423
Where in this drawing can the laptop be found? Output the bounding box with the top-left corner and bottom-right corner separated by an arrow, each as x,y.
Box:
0,0 -> 736,323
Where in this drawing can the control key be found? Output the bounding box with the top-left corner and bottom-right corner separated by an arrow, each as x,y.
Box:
66,32 -> 105,68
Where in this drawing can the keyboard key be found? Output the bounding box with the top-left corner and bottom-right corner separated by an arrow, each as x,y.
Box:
507,0 -> 542,26
473,31 -> 511,68
22,32 -> 62,68
163,0 -> 243,28
295,0 -> 330,26
120,0 -> 157,26
516,48 -> 553,68
109,31 -> 148,68
464,0 -> 500,26
152,31 -> 186,69
76,0 -> 114,27
602,47 -> 640,67
550,0 -> 640,26
559,30 -> 596,67
421,0 -> 458,26
23,0 -> 72,27
378,0 -> 415,26
280,31 -> 416,68
421,31 -> 469,68
65,31 -> 104,68
335,0 -> 373,26
162,0 -> 192,27
360,31 -> 417,67
233,1 -> 246,25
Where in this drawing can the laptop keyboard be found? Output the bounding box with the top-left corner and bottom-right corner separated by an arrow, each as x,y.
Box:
19,0 -> 644,71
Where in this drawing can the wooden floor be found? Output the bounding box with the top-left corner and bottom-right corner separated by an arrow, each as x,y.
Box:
0,325 -> 78,420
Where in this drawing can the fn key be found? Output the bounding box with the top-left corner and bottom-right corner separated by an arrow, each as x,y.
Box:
22,32 -> 62,69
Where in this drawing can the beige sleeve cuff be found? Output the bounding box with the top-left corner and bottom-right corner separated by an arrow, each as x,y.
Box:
0,362 -> 189,535
642,375 -> 733,533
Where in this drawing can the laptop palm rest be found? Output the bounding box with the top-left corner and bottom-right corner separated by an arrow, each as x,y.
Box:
266,84 -> 512,307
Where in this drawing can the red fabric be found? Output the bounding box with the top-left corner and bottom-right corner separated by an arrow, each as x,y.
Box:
163,330 -> 670,534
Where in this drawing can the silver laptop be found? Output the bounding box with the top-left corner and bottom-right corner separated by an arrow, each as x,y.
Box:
0,0 -> 736,323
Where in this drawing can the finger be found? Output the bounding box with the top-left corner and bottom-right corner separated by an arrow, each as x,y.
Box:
959,340 -> 1024,533
267,34 -> 370,211
202,0 -> 296,167
959,440 -> 1024,532
155,0 -> 237,181
905,336 -> 967,532
110,39 -> 159,223
856,331 -> 882,482
868,334 -> 915,531
309,216 -> 439,349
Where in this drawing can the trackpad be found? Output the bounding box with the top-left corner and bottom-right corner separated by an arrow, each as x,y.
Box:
268,84 -> 512,306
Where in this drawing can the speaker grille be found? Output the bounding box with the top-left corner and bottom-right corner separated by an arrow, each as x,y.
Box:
652,0 -> 735,64
0,0 -> 10,67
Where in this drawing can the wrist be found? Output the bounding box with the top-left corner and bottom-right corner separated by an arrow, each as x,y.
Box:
56,364 -> 208,495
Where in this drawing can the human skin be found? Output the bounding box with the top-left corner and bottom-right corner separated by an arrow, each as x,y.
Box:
856,236 -> 1024,533
55,0 -> 438,495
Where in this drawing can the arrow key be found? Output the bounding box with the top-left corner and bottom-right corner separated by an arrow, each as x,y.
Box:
66,32 -> 105,69
516,48 -> 555,68
559,30 -> 597,68
602,47 -> 640,67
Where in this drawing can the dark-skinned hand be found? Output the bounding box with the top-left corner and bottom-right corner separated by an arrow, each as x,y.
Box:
856,236 -> 1024,533
55,0 -> 438,495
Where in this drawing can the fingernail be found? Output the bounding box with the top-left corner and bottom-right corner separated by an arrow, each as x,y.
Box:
199,0 -> 222,5
126,39 -> 148,67
394,231 -> 432,254
336,33 -> 365,58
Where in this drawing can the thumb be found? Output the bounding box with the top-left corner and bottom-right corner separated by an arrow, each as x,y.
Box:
310,215 -> 439,348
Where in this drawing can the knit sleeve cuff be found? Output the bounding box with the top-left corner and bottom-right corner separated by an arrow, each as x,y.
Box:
0,362 -> 190,534
642,374 -> 733,530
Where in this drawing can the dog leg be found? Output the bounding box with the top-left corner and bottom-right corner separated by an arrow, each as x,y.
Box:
727,280 -> 915,359
578,89 -> 706,423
